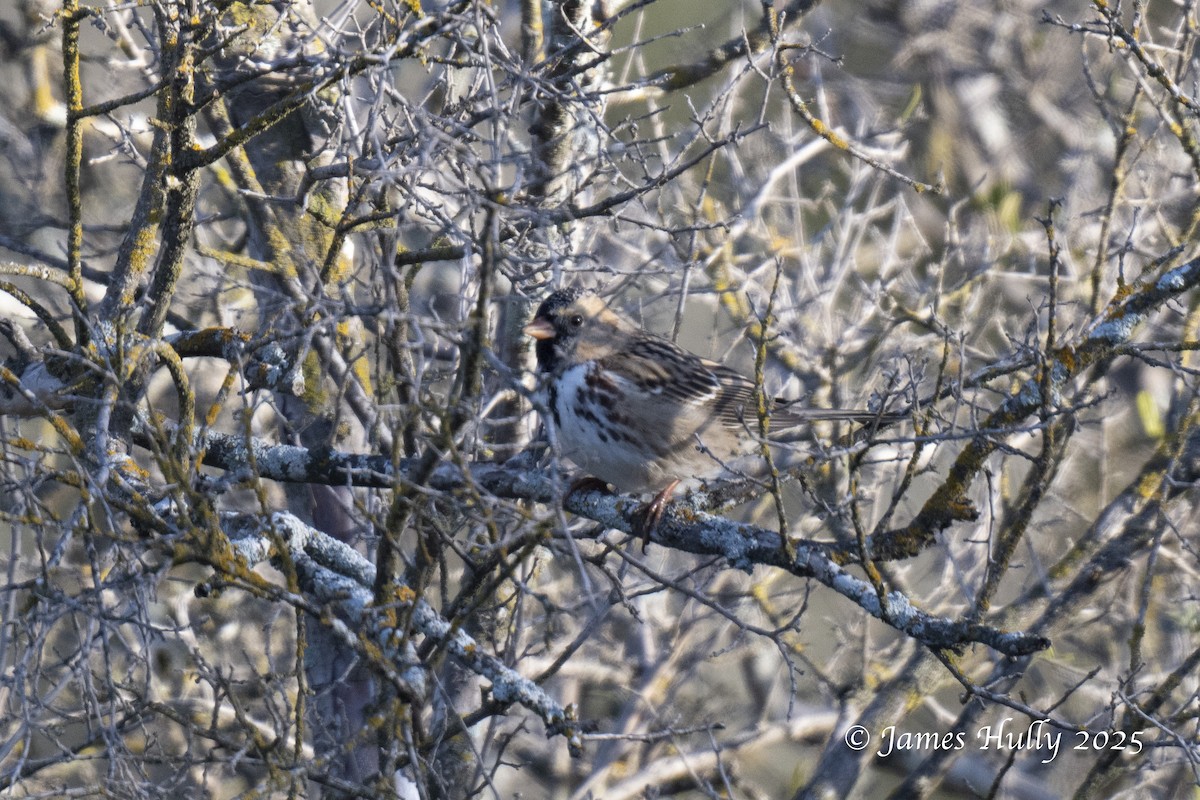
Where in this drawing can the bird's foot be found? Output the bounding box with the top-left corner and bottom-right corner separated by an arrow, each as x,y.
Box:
633,479 -> 679,553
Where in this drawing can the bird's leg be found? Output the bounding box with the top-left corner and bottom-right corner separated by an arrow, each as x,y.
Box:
634,479 -> 679,553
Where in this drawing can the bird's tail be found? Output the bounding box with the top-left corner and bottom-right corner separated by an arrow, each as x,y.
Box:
766,402 -> 905,441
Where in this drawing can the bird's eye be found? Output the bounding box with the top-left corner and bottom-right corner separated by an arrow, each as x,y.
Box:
569,315 -> 583,328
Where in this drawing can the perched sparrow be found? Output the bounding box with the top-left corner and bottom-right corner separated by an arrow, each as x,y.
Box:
524,288 -> 883,529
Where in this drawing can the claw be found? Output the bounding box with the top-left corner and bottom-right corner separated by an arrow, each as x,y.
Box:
565,477 -> 679,554
634,479 -> 679,553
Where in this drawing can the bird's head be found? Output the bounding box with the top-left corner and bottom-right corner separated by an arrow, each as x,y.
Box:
523,288 -> 634,372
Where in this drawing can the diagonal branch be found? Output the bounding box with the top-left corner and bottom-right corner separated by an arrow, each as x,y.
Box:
222,511 -> 584,755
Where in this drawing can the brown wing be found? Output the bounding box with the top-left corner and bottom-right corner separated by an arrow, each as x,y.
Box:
600,332 -> 885,433
599,335 -> 725,407
598,336 -> 769,428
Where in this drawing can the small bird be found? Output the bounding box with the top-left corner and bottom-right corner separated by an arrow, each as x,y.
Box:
524,288 -> 885,531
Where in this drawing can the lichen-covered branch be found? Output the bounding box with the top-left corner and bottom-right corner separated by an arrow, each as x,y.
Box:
171,426 -> 1045,657
222,511 -> 584,755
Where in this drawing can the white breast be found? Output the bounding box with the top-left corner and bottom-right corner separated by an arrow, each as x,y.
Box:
545,364 -> 665,492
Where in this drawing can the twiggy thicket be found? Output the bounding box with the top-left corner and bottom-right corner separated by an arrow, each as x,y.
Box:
0,1 -> 1198,798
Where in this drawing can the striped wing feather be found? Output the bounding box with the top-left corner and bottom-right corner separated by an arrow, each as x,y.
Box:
600,334 -> 881,433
